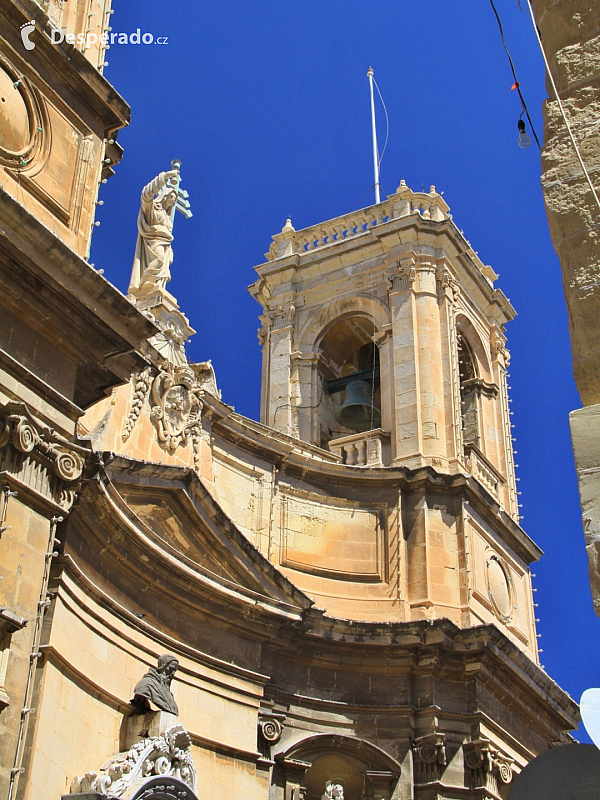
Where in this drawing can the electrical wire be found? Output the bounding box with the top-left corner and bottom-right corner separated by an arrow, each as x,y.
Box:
488,0 -> 542,150
525,0 -> 600,215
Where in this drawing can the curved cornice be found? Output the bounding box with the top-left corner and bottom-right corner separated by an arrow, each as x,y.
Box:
70,461 -> 313,631
199,396 -> 542,565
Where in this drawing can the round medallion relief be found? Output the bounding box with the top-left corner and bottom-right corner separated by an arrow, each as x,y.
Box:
486,555 -> 513,622
0,66 -> 30,152
0,55 -> 50,173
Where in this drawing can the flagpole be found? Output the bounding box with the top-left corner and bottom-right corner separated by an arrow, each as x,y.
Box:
367,67 -> 380,205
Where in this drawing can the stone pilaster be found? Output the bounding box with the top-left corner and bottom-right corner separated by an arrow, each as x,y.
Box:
265,305 -> 296,436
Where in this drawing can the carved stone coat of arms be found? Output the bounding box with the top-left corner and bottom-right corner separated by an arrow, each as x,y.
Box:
150,364 -> 202,452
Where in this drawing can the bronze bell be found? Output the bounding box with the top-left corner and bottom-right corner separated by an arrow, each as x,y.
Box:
334,379 -> 381,431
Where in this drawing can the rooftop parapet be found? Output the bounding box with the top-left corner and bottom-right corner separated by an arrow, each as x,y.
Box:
263,180 -> 498,288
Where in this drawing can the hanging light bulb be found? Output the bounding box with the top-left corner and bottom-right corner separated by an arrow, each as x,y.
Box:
517,118 -> 532,149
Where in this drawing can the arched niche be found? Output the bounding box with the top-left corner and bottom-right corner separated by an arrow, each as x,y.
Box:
275,734 -> 401,800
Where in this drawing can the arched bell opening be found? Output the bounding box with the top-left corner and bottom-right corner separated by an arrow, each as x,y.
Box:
317,316 -> 381,447
457,333 -> 480,449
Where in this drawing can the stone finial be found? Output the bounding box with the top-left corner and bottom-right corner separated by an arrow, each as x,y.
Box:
396,179 -> 408,191
429,185 -> 436,194
131,654 -> 179,716
282,217 -> 295,233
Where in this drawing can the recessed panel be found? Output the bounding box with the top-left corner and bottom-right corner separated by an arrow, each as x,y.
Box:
280,486 -> 386,581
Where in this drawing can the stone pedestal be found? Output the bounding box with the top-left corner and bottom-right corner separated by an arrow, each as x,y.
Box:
124,710 -> 179,749
130,287 -> 195,368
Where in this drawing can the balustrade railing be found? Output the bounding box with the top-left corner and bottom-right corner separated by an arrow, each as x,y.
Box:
266,183 -> 450,261
328,429 -> 390,468
464,444 -> 505,501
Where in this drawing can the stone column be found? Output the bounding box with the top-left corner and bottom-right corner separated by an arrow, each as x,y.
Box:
532,0 -> 600,613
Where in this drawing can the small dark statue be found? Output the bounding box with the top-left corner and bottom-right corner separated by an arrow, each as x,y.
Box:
131,654 -> 179,716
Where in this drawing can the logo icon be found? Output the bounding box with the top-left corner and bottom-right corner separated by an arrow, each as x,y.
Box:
20,20 -> 35,50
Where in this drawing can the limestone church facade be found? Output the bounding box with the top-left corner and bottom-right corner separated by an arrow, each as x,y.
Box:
0,3 -> 578,800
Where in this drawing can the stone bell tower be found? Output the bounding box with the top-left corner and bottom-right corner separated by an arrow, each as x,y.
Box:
251,180 -> 518,520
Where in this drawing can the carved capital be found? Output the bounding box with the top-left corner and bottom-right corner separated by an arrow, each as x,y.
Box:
258,713 -> 285,744
268,305 -> 295,331
0,406 -> 85,508
413,734 -> 446,784
436,264 -> 460,304
463,739 -> 513,795
387,260 -> 416,294
490,326 -> 510,366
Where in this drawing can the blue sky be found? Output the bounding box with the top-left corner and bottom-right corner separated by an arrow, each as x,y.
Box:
90,1 -> 599,740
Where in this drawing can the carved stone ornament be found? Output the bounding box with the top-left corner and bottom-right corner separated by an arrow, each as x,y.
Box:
463,739 -> 514,797
259,714 -> 284,743
150,363 -> 202,454
123,367 -> 152,441
0,405 -> 85,510
69,722 -> 197,798
190,361 -> 221,400
257,710 -> 286,760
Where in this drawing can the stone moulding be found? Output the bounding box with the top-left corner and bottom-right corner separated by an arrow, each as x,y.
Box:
0,403 -> 87,510
69,723 -> 197,799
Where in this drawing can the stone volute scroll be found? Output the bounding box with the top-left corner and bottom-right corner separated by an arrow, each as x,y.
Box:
257,710 -> 286,762
131,654 -> 180,716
